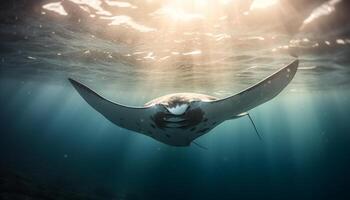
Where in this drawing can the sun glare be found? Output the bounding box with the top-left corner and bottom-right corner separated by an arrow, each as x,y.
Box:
42,0 -> 280,20
250,0 -> 278,10
151,5 -> 204,22
42,2 -> 68,16
40,0 -> 288,77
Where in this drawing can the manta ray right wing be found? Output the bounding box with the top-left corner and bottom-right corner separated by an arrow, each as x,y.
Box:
69,78 -> 156,135
201,59 -> 299,120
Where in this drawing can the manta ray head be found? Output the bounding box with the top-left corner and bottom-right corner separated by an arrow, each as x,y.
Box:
164,103 -> 189,115
160,97 -> 192,116
148,94 -> 207,129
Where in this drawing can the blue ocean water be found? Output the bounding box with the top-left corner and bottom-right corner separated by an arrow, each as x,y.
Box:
1,0 -> 350,199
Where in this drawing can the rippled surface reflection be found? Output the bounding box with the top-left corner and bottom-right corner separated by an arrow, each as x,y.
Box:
1,0 -> 350,95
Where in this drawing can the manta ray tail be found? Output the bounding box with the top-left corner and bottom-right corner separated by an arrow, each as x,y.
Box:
247,113 -> 262,140
192,141 -> 208,150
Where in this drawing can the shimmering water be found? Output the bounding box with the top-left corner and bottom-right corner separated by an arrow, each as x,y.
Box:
1,0 -> 350,199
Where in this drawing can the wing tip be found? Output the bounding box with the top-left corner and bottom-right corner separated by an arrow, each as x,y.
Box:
68,77 -> 75,83
68,77 -> 90,91
292,58 -> 299,66
287,59 -> 299,78
68,77 -> 81,88
289,59 -> 299,71
68,77 -> 100,100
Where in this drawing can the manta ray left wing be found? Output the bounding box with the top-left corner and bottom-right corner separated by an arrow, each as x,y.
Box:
69,78 -> 157,135
200,59 -> 299,120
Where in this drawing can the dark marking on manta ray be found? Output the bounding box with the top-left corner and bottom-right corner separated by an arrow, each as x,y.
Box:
190,127 -> 196,132
163,116 -> 187,123
135,122 -> 140,127
151,124 -> 156,129
151,108 -> 204,129
197,127 -> 210,134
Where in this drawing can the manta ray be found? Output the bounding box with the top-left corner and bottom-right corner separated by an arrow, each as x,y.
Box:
69,59 -> 298,147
